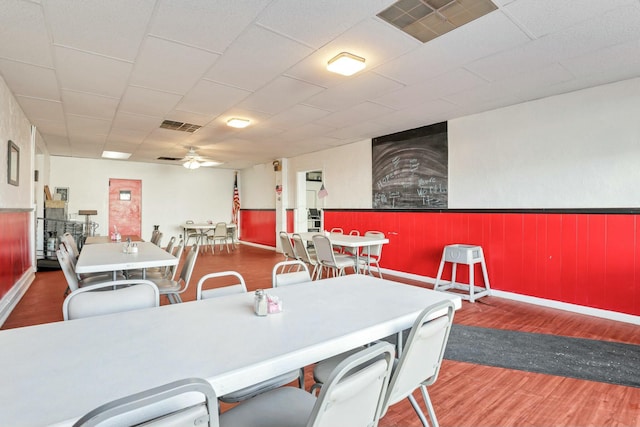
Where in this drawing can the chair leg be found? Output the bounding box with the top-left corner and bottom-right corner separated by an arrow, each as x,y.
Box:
421,385 -> 439,427
408,393 -> 431,427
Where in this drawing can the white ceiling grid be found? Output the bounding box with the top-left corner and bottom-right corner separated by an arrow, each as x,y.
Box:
0,0 -> 640,169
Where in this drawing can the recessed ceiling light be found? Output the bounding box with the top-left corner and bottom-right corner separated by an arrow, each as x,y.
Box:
227,118 -> 251,128
327,52 -> 366,76
102,151 -> 131,159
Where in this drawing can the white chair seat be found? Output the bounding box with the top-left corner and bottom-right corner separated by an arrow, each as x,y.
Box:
218,371 -> 304,404
220,387 -> 315,427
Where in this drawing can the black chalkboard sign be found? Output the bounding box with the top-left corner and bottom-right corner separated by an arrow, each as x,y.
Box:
372,122 -> 448,209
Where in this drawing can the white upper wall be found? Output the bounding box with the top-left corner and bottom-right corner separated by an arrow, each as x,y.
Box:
449,77 -> 640,208
0,75 -> 32,209
50,157 -> 235,241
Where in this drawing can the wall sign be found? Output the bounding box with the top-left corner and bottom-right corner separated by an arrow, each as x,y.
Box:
372,122 -> 448,209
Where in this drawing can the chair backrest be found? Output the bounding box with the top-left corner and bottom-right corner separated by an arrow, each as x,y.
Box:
63,280 -> 160,321
382,300 -> 456,412
362,230 -> 385,258
272,260 -> 311,287
176,244 -> 199,292
151,230 -> 163,246
312,234 -> 337,266
164,236 -> 176,254
292,233 -> 316,265
196,271 -> 247,300
71,378 -> 219,427
309,342 -> 394,427
62,232 -> 80,258
330,227 -> 344,234
56,247 -> 80,292
161,240 -> 184,280
349,230 -> 360,236
279,231 -> 296,259
213,222 -> 227,238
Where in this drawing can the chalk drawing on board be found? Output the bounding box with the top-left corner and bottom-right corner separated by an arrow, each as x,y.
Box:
372,122 -> 447,209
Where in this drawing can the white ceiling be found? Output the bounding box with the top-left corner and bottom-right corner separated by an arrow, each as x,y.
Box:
2,0 -> 640,170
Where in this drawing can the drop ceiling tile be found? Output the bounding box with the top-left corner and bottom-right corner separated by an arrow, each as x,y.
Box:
0,59 -> 59,100
55,46 -> 133,98
119,86 -> 182,117
265,104 -> 332,129
561,40 -> 640,78
204,26 -> 313,91
41,134 -> 71,155
237,76 -> 325,115
467,4 -> 640,82
257,0 -> 396,48
69,142 -> 104,158
111,112 -> 161,133
304,72 -> 404,111
15,96 -> 64,121
176,80 -> 251,117
61,90 -> 119,120
107,128 -> 149,145
314,102 -> 396,128
150,0 -> 272,53
66,114 -> 111,137
44,0 -> 155,61
130,36 -> 220,95
499,63 -> 575,100
0,0 -> 53,67
31,118 -> 68,138
326,120 -> 394,141
503,0 -> 637,38
374,68 -> 487,110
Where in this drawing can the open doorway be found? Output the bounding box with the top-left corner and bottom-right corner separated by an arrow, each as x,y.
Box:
295,170 -> 323,232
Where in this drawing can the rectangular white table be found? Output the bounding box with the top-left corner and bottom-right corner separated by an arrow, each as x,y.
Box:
75,241 -> 178,280
0,275 -> 460,427
181,223 -> 237,249
294,231 -> 390,273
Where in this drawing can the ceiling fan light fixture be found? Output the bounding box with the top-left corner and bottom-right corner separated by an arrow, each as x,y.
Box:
183,159 -> 201,169
227,118 -> 251,128
327,52 -> 366,76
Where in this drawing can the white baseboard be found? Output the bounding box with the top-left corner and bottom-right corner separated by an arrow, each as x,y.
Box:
380,268 -> 640,326
0,268 -> 36,327
237,240 -> 276,251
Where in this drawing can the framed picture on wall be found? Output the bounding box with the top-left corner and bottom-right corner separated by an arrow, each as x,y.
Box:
55,187 -> 69,201
7,140 -> 19,186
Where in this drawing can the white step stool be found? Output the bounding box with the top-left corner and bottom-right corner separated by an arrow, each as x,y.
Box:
434,244 -> 491,303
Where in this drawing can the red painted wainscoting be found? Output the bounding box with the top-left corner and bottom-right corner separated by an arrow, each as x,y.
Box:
240,210 -> 276,247
0,211 -> 31,299
324,210 -> 640,317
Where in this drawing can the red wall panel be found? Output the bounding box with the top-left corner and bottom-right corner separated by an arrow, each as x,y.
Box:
323,210 -> 640,316
239,210 -> 276,247
0,211 -> 31,298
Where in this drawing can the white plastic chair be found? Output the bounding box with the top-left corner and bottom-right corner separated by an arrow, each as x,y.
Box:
219,342 -> 395,427
311,300 -> 456,427
196,271 -> 247,301
292,233 -> 319,279
358,230 -> 385,278
72,378 -> 218,427
279,231 -> 297,263
195,271 -> 305,403
56,246 -> 122,295
63,279 -> 160,321
272,260 -> 311,287
207,222 -> 231,253
312,234 -> 356,279
149,244 -> 198,304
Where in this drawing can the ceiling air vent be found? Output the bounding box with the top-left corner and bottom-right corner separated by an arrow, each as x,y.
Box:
377,0 -> 497,43
157,156 -> 183,161
160,120 -> 202,133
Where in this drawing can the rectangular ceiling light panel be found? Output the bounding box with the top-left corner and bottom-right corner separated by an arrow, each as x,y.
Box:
377,0 -> 498,43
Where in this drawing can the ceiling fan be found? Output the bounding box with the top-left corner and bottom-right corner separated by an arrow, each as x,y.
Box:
169,147 -> 222,169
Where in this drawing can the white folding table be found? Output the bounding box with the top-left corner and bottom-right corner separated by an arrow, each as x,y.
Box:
294,231 -> 389,273
75,241 -> 178,280
0,275 -> 460,427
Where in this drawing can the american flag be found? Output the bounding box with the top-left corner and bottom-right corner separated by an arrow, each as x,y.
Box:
232,173 -> 240,224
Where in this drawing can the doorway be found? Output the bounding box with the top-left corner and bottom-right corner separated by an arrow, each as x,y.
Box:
295,170 -> 323,232
109,179 -> 142,238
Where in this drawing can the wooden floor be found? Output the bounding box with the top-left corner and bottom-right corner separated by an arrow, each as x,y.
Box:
3,243 -> 639,426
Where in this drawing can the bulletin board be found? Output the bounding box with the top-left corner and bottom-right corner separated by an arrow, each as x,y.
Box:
372,122 -> 448,209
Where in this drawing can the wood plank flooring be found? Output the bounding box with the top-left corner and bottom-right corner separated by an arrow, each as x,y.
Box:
3,244 -> 639,426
